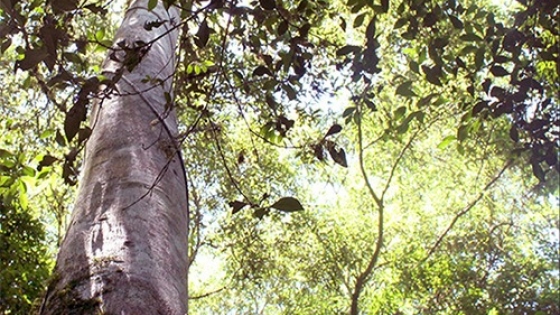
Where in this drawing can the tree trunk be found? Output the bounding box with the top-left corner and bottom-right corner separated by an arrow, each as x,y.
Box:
39,1 -> 188,314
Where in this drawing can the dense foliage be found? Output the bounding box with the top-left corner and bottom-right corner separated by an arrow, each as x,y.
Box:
0,0 -> 558,313
0,156 -> 52,314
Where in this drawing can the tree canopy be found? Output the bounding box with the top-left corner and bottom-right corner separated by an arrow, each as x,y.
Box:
0,0 -> 558,314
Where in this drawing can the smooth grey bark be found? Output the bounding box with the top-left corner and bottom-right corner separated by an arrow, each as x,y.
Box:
40,1 -> 188,314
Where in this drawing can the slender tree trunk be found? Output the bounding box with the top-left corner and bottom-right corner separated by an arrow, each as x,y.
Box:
39,1 -> 188,314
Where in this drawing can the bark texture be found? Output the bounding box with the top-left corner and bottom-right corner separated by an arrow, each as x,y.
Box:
40,1 -> 188,314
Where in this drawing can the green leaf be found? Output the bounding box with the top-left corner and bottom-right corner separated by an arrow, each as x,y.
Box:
271,197 -> 304,212
456,56 -> 466,68
22,166 -> 36,177
422,66 -> 442,86
259,0 -> 276,10
438,135 -> 456,149
282,84 -> 296,100
84,3 -> 108,14
401,30 -> 416,40
449,15 -> 463,29
353,111 -> 362,125
457,125 -> 468,141
365,17 -> 376,39
475,48 -> 485,70
350,0 -> 366,13
339,17 -> 347,30
532,162 -> 545,182
19,186 -> 29,210
164,92 -> 172,104
78,127 -> 92,143
394,18 -> 408,29
396,81 -> 415,97
394,106 -> 407,120
396,120 -> 410,134
253,207 -> 270,219
490,65 -> 509,77
472,101 -> 487,116
461,45 -> 478,55
297,0 -> 308,11
62,162 -> 77,186
17,47 -> 48,71
39,129 -> 55,139
460,33 -> 483,42
397,112 -> 423,134
148,0 -> 158,11
299,23 -> 311,38
409,111 -> 425,123
38,155 -> 58,170
325,124 -> 342,137
265,95 -> 278,111
64,99 -> 88,142
0,176 -> 12,187
381,0 -> 389,12
343,107 -> 356,119
229,200 -> 249,215
509,125 -> 519,142
364,99 -> 376,111
409,60 -> 420,74
417,93 -> 437,107
493,55 -> 509,63
353,13 -> 366,28
95,29 -> 105,41
253,65 -> 272,76
325,140 -> 348,167
423,11 -> 439,27
336,45 -> 360,56
51,0 -> 78,13
1,38 -> 12,54
0,149 -> 13,159
195,20 -> 210,48
55,130 -> 66,146
278,21 -> 288,36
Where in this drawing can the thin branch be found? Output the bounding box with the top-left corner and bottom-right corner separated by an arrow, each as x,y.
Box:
381,129 -> 419,201
189,286 -> 226,300
186,176 -> 203,269
209,119 -> 252,203
202,12 -> 254,204
350,107 -> 384,315
381,117 -> 441,200
420,159 -> 514,263
363,131 -> 388,149
119,75 -> 188,210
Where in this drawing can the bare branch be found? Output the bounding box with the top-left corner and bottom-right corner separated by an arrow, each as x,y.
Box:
189,287 -> 226,300
420,159 -> 514,263
350,105 -> 384,315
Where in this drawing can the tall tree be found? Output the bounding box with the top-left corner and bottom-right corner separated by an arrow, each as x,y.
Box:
38,1 -> 188,314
